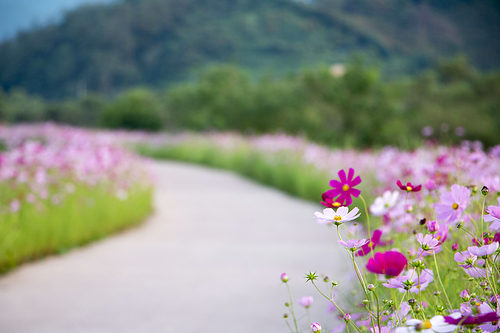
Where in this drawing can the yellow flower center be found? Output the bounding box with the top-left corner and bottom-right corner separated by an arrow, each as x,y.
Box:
333,202 -> 341,207
334,215 -> 342,221
406,186 -> 413,192
422,321 -> 432,330
342,184 -> 350,191
452,203 -> 459,210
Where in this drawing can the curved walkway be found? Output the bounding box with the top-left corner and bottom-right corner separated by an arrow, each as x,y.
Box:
0,161 -> 350,333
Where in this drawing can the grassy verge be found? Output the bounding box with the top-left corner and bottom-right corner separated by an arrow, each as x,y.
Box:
0,185 -> 153,273
136,142 -> 370,208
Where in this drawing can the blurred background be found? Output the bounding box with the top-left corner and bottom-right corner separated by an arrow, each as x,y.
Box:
0,0 -> 499,148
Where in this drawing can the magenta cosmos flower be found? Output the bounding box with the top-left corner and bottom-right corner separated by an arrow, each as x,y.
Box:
444,311 -> 500,327
434,184 -> 471,224
366,251 -> 407,277
396,180 -> 422,192
356,230 -> 384,257
484,197 -> 500,231
324,168 -> 361,206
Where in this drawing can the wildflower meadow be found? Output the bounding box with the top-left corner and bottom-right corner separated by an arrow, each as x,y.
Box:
131,130 -> 500,333
0,123 -> 154,272
282,166 -> 500,333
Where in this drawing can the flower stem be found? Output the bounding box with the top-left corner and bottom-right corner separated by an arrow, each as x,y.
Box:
311,281 -> 364,333
286,282 -> 300,333
432,251 -> 453,310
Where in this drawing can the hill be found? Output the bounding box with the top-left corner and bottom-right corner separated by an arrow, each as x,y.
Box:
0,0 -> 499,98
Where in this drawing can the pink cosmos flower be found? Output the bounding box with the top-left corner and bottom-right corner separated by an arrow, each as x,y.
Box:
338,238 -> 369,252
299,296 -> 313,308
324,168 -> 362,206
468,242 -> 499,257
356,230 -> 384,257
416,233 -> 441,252
484,197 -> 500,231
366,251 -> 407,277
382,268 -> 433,293
434,184 -> 471,224
454,251 -> 477,268
396,180 -> 422,192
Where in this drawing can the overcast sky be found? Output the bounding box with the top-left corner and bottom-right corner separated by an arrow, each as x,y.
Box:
0,0 -> 116,42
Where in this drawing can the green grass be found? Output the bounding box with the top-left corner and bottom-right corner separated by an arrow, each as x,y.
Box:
136,142 -> 370,208
0,184 -> 153,273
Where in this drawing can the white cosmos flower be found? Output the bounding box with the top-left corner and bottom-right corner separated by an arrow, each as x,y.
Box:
370,191 -> 400,216
395,316 -> 457,333
314,207 -> 361,225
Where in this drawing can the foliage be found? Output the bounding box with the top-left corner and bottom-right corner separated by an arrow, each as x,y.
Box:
99,88 -> 163,131
0,0 -> 499,98
1,58 -> 499,148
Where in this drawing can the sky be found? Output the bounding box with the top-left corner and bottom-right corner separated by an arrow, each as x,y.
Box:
0,0 -> 117,42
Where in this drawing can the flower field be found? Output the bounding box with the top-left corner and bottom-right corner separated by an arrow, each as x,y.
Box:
131,131 -> 500,333
2,123 -> 500,333
0,123 -> 154,272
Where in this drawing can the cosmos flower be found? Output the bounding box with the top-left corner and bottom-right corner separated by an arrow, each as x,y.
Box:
324,168 -> 362,206
382,268 -> 434,293
416,233 -> 442,255
320,192 -> 344,208
356,230 -> 384,257
396,180 -> 422,193
395,316 -> 457,333
467,242 -> 499,257
434,184 -> 471,224
454,251 -> 477,268
338,238 -> 369,252
314,207 -> 361,225
484,197 -> 500,231
299,296 -> 313,308
370,191 -> 400,216
444,310 -> 500,327
366,251 -> 408,277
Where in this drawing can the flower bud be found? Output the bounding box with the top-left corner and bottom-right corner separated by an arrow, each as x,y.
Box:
408,299 -> 417,306
475,327 -> 482,333
436,305 -> 445,312
452,243 -> 459,251
280,273 -> 289,283
285,302 -> 290,307
343,314 -> 351,323
310,322 -> 321,333
468,185 -> 478,195
456,222 -> 464,229
427,220 -> 440,233
461,290 -> 470,301
419,218 -> 427,226
362,299 -> 370,305
323,276 -> 329,283
413,304 -> 422,313
434,291 -> 441,297
481,186 -> 490,196
406,204 -> 413,213
479,282 -> 488,289
332,281 -> 338,287
284,313 -> 289,318
367,284 -> 375,291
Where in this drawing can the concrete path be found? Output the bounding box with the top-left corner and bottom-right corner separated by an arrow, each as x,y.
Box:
0,161 -> 351,333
